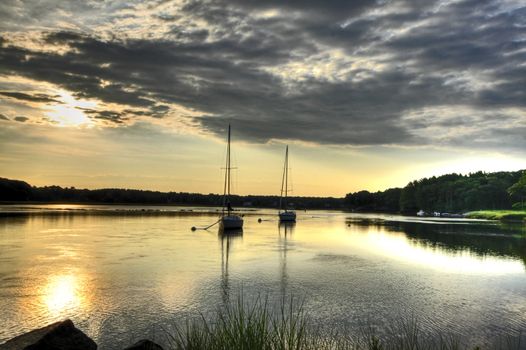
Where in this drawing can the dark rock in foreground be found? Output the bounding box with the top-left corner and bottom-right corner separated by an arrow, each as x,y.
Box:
123,340 -> 163,350
0,320 -> 164,350
0,319 -> 96,350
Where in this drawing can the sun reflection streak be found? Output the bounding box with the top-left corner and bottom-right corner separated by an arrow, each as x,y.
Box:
42,273 -> 86,316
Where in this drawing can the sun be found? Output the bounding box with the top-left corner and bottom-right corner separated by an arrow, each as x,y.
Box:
45,90 -> 97,127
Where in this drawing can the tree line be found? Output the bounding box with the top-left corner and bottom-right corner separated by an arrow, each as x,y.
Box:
2,169 -> 525,212
0,178 -> 343,209
345,170 -> 526,213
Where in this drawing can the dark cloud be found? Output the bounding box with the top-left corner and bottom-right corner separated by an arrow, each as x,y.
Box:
77,108 -> 126,124
0,91 -> 60,103
0,0 -> 524,150
123,105 -> 170,118
13,116 -> 28,122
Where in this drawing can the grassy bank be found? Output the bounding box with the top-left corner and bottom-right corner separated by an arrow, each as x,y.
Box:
465,210 -> 526,221
162,295 -> 524,350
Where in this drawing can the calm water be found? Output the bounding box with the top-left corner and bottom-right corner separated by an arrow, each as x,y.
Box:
0,205 -> 525,349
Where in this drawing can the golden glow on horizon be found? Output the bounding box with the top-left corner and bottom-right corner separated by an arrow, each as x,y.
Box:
1,111 -> 526,196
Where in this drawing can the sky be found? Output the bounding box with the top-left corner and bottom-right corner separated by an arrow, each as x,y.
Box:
0,0 -> 525,197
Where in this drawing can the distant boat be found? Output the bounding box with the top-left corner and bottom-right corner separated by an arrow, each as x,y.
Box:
220,125 -> 243,230
279,145 -> 296,222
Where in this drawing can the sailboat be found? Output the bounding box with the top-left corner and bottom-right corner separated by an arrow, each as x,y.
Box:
279,145 -> 296,222
220,124 -> 244,230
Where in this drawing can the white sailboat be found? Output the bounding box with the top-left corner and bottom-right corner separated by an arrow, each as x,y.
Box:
279,145 -> 296,222
220,124 -> 244,230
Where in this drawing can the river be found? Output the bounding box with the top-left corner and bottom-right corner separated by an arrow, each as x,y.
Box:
0,205 -> 525,348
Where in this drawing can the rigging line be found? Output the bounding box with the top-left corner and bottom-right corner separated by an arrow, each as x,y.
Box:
230,135 -> 238,196
236,166 -> 240,196
285,145 -> 288,202
288,163 -> 293,193
280,145 -> 287,210
222,124 -> 230,216
204,218 -> 221,229
287,146 -> 293,194
191,218 -> 221,231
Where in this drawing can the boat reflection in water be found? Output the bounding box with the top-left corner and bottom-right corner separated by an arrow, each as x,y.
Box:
278,221 -> 295,237
278,222 -> 295,298
219,228 -> 243,303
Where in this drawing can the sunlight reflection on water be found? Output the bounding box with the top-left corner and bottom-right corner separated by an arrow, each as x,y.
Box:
346,230 -> 524,274
41,272 -> 85,316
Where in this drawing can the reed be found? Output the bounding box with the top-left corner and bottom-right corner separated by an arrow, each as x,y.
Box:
162,294 -> 524,350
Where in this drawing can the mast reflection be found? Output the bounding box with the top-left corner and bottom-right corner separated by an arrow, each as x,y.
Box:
278,222 -> 295,298
219,228 -> 243,304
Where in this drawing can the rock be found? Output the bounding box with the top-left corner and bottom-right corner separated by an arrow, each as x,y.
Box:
123,340 -> 163,350
0,319 -> 96,350
0,323 -> 61,350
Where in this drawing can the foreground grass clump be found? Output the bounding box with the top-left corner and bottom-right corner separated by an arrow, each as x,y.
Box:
162,295 -> 524,350
164,296 -> 308,350
465,210 -> 526,221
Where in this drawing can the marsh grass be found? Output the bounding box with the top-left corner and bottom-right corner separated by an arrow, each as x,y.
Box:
163,295 -> 307,350
465,210 -> 526,221
162,294 -> 525,350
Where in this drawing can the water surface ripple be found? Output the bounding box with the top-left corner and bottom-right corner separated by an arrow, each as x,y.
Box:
0,205 -> 525,349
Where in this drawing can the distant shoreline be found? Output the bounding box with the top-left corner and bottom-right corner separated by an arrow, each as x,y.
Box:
0,201 -> 344,211
0,200 -> 229,207
465,210 -> 526,221
3,169 -> 526,215
4,205 -> 524,224
0,177 -> 345,210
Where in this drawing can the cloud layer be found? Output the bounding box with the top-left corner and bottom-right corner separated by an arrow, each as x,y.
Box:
0,0 -> 525,150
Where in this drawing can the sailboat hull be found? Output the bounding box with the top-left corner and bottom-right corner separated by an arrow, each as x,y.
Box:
221,215 -> 244,229
279,211 -> 296,222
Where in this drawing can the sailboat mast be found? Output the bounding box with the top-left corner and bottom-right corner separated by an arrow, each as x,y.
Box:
223,124 -> 232,216
227,125 -> 231,197
284,145 -> 288,206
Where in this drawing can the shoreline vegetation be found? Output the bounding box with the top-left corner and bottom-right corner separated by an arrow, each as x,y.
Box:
1,169 -> 526,221
0,177 -> 344,210
465,210 -> 526,221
